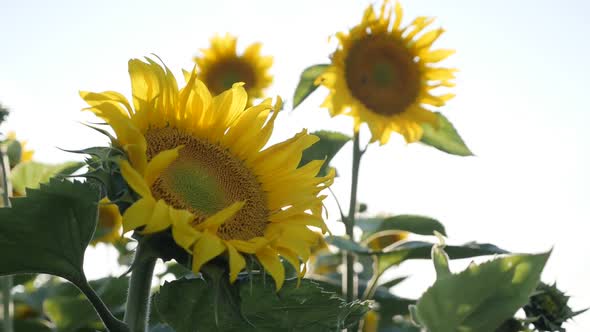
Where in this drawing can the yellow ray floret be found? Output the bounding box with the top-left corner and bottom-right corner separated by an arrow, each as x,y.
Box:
194,34 -> 273,104
316,0 -> 456,144
80,57 -> 333,290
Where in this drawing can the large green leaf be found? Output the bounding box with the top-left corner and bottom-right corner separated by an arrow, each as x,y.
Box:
155,276 -> 370,332
10,161 -> 85,195
414,252 -> 551,332
299,130 -> 351,177
155,278 -> 251,332
0,179 -> 99,283
292,64 -> 329,109
240,277 -> 370,331
357,215 -> 446,238
377,241 -> 509,275
420,112 -> 473,156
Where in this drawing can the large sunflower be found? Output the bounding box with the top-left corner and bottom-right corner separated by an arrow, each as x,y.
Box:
81,58 -> 333,289
316,0 -> 456,144
194,34 -> 273,104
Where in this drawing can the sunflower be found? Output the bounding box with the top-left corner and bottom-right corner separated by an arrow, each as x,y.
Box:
91,198 -> 123,245
194,34 -> 273,104
316,0 -> 456,144
6,131 -> 34,164
80,58 -> 333,289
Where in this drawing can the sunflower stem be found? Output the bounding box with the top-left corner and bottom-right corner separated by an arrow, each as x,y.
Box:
344,132 -> 362,305
0,145 -> 13,332
77,277 -> 129,332
124,240 -> 157,332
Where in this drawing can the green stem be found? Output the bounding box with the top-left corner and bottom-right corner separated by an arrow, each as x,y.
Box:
1,276 -> 13,332
77,278 -> 129,332
0,146 -> 13,332
344,132 -> 362,304
124,241 -> 157,332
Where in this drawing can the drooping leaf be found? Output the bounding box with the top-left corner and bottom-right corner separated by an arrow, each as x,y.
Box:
299,130 -> 351,177
10,161 -> 85,195
0,179 -> 99,283
357,215 -> 446,238
292,64 -> 329,109
377,241 -> 509,275
420,112 -> 473,156
414,252 -> 551,332
240,277 -> 370,331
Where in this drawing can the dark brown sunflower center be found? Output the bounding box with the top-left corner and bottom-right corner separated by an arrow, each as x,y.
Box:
145,127 -> 268,241
205,57 -> 257,95
344,34 -> 421,116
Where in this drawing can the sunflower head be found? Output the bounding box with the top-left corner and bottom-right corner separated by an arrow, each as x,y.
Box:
316,0 -> 456,144
81,57 -> 333,289
4,132 -> 34,168
194,34 -> 273,105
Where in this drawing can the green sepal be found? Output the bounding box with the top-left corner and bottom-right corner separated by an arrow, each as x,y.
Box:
299,130 -> 351,177
292,64 -> 330,109
415,251 -> 551,332
420,112 -> 473,156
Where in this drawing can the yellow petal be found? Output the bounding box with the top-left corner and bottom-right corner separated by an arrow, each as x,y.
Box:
228,237 -> 269,254
414,28 -> 444,49
420,49 -> 455,63
142,199 -> 172,234
226,242 -> 246,283
256,247 -> 285,290
122,197 -> 156,233
192,231 -> 226,274
144,145 -> 183,187
170,208 -> 200,252
195,201 -> 245,233
119,160 -> 151,198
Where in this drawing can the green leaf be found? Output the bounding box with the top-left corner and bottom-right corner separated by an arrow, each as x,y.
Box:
10,161 -> 85,195
357,215 -> 446,238
156,276 -> 370,332
378,276 -> 408,289
377,241 -> 509,275
432,245 -> 451,279
240,277 -> 370,331
44,296 -> 104,331
325,236 -> 371,254
415,252 -> 551,332
9,319 -> 54,332
155,278 -> 251,332
299,130 -> 351,177
420,112 -> 473,156
292,64 -> 329,109
0,179 -> 99,283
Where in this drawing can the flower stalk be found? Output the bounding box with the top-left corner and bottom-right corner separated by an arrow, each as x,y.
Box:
124,240 -> 157,332
76,279 -> 129,332
0,145 -> 13,332
344,132 -> 362,303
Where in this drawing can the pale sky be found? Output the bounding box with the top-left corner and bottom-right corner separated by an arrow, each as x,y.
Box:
1,0 -> 589,330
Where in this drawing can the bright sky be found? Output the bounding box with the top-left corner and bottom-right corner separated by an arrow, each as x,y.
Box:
1,0 -> 589,330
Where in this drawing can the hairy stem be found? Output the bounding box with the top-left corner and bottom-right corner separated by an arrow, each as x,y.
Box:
77,278 -> 129,332
124,241 -> 157,332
